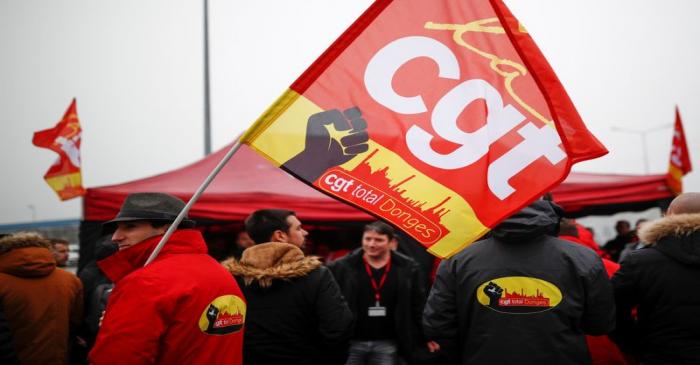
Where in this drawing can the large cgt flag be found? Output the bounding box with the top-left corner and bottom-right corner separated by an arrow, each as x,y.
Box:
241,0 -> 607,258
32,98 -> 86,200
667,106 -> 692,194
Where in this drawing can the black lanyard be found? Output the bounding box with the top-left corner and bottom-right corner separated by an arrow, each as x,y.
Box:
363,255 -> 391,304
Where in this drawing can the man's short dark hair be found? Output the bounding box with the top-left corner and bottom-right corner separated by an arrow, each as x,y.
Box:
363,221 -> 395,241
245,209 -> 296,244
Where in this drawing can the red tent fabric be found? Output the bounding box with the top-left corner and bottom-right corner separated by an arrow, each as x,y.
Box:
84,144 -> 673,222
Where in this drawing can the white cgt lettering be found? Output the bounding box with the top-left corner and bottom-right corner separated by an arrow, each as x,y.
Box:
364,36 -> 566,200
406,79 -> 525,169
487,123 -> 566,199
364,36 -> 460,114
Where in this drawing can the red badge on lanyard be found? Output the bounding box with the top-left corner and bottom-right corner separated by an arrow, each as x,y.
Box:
364,256 -> 391,317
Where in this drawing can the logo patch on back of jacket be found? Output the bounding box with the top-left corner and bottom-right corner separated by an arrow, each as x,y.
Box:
476,276 -> 562,314
198,295 -> 246,335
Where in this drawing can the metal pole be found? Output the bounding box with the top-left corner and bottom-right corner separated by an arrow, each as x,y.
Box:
203,0 -> 212,156
611,123 -> 672,174
640,133 -> 650,174
145,138 -> 244,266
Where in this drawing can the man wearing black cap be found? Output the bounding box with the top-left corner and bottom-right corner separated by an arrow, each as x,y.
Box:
89,192 -> 245,365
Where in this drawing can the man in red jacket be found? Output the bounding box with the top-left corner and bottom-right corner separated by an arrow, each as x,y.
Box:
89,192 -> 245,365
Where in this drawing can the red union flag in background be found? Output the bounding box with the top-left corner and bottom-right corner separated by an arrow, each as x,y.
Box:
667,106 -> 692,194
32,98 -> 86,200
241,0 -> 607,258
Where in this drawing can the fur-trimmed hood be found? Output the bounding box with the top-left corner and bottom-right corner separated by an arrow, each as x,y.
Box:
0,232 -> 51,254
222,242 -> 322,288
0,232 -> 56,277
639,213 -> 700,266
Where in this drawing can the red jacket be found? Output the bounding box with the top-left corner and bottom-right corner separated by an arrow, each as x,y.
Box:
89,230 -> 245,365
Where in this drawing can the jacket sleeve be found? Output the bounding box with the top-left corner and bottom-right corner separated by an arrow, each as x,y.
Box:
609,254 -> 641,354
409,261 -> 429,340
422,259 -> 459,344
89,275 -> 170,365
70,277 -> 85,332
581,257 -> 616,335
314,266 -> 354,345
0,302 -> 19,365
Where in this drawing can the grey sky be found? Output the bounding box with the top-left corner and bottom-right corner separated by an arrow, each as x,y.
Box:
1,0 -> 698,224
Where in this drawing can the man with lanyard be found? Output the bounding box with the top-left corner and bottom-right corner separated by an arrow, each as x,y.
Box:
329,221 -> 440,364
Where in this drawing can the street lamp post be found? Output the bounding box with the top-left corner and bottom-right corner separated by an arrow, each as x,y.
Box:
27,204 -> 36,222
611,124 -> 672,174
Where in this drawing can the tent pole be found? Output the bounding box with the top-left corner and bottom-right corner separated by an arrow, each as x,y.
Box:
144,137 -> 244,266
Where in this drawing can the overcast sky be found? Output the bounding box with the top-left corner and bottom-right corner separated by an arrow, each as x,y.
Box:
1,0 -> 698,225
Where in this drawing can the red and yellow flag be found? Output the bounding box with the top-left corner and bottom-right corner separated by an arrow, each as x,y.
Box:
667,106 -> 692,194
241,0 -> 607,258
32,98 -> 86,200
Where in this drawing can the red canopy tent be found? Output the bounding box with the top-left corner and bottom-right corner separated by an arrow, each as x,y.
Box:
84,144 -> 674,222
79,144 -> 674,271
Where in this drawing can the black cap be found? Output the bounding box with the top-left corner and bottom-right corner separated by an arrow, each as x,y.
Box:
103,192 -> 196,229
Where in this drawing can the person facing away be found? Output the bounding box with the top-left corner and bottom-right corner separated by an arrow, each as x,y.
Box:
611,192 -> 700,364
89,192 -> 245,365
617,219 -> 649,263
222,209 -> 353,365
328,221 -> 440,365
603,220 -> 634,262
0,232 -> 83,365
423,199 -> 615,364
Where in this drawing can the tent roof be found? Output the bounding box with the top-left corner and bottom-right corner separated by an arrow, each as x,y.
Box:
85,144 -> 674,221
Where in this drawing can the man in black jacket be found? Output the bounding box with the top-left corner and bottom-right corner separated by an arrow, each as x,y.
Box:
611,192 -> 700,364
328,221 -> 439,364
223,209 -> 353,365
423,199 -> 615,364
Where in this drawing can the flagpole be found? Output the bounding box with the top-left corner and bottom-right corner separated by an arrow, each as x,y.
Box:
144,136 -> 244,266
203,0 -> 212,155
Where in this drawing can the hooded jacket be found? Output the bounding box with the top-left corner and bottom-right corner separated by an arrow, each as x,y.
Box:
611,213 -> 700,364
423,200 -> 615,364
89,229 -> 245,365
0,233 -> 83,365
223,242 -> 353,365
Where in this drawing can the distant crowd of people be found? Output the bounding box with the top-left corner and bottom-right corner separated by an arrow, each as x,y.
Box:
1,191 -> 699,365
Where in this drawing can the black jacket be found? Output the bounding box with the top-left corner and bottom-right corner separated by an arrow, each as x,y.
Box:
423,200 -> 615,364
0,303 -> 19,365
611,213 -> 700,364
328,249 -> 430,363
223,242 -> 353,365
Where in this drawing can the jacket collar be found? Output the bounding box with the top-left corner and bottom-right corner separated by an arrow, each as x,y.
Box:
343,247 -> 407,268
639,213 -> 700,244
222,242 -> 322,288
639,213 -> 700,266
97,229 -> 206,283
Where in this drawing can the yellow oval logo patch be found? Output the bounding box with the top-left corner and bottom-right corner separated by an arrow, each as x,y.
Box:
476,276 -> 562,314
198,295 -> 246,335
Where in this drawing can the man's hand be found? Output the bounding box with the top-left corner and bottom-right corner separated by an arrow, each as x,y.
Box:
283,107 -> 369,182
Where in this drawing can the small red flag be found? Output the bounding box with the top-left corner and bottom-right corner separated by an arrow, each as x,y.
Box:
32,98 -> 86,200
667,106 -> 692,194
